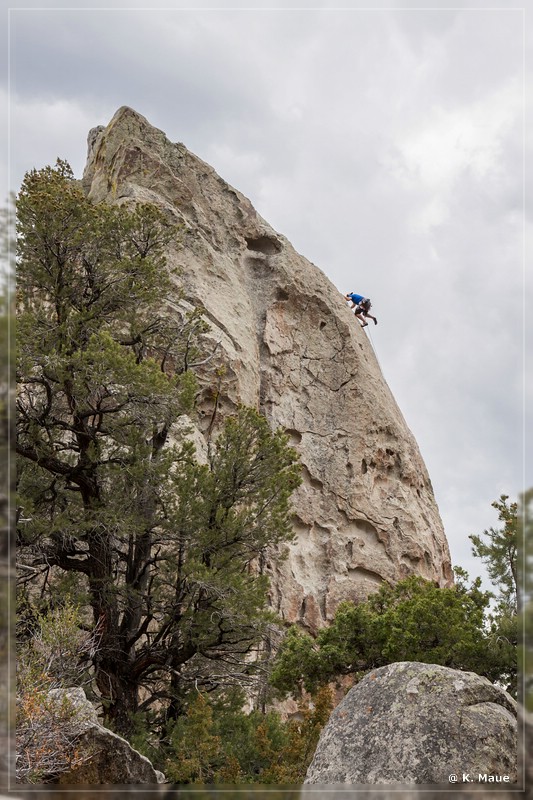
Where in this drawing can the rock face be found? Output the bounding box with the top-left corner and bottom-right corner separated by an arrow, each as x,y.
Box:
47,688 -> 164,784
82,106 -> 452,632
304,661 -> 517,785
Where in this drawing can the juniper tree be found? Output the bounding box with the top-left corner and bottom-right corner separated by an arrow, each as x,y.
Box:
270,574 -> 514,697
16,161 -> 301,735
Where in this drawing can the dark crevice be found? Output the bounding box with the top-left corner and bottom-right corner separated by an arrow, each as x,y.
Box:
245,235 -> 282,255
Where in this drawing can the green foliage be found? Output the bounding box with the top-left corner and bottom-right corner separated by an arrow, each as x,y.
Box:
520,488 -> 533,709
166,693 -> 223,783
272,497 -> 521,702
16,601 -> 99,783
144,404 -> 301,711
17,601 -> 95,695
271,574 -> 512,697
16,160 -> 301,736
0,192 -> 15,311
258,686 -> 334,784
163,687 -> 332,785
271,498 -> 521,702
0,194 -> 14,554
468,495 -> 519,697
0,196 -> 14,759
469,494 -> 518,612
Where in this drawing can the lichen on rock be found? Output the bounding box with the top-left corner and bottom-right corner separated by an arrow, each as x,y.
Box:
304,661 -> 517,785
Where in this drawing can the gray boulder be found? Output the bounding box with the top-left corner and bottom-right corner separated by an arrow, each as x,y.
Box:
304,662 -> 517,786
46,688 -> 165,785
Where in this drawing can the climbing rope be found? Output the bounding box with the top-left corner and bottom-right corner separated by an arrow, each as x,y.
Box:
365,326 -> 383,373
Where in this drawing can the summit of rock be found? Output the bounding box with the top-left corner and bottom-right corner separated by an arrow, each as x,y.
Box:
82,107 -> 452,633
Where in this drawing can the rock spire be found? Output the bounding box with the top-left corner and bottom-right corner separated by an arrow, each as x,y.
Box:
83,106 -> 452,633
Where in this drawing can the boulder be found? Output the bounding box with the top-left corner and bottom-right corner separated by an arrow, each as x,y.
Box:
304,662 -> 517,786
46,688 -> 164,785
81,107 -> 453,632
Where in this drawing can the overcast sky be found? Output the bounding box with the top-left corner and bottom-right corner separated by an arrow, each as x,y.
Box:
3,0 -> 531,591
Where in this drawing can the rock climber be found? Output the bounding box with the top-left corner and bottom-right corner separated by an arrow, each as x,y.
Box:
345,293 -> 378,327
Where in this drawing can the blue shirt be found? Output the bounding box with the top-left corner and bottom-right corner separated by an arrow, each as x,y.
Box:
348,293 -> 365,304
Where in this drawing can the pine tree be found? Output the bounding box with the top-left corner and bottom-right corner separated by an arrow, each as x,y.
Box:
165,693 -> 223,784
16,161 -> 301,736
522,488 -> 533,708
162,686 -> 332,785
468,495 -> 519,696
469,494 -> 518,612
259,686 -> 334,784
0,195 -> 14,558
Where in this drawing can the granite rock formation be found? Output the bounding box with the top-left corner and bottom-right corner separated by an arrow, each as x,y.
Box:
82,106 -> 452,633
47,688 -> 165,785
304,661 -> 517,786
